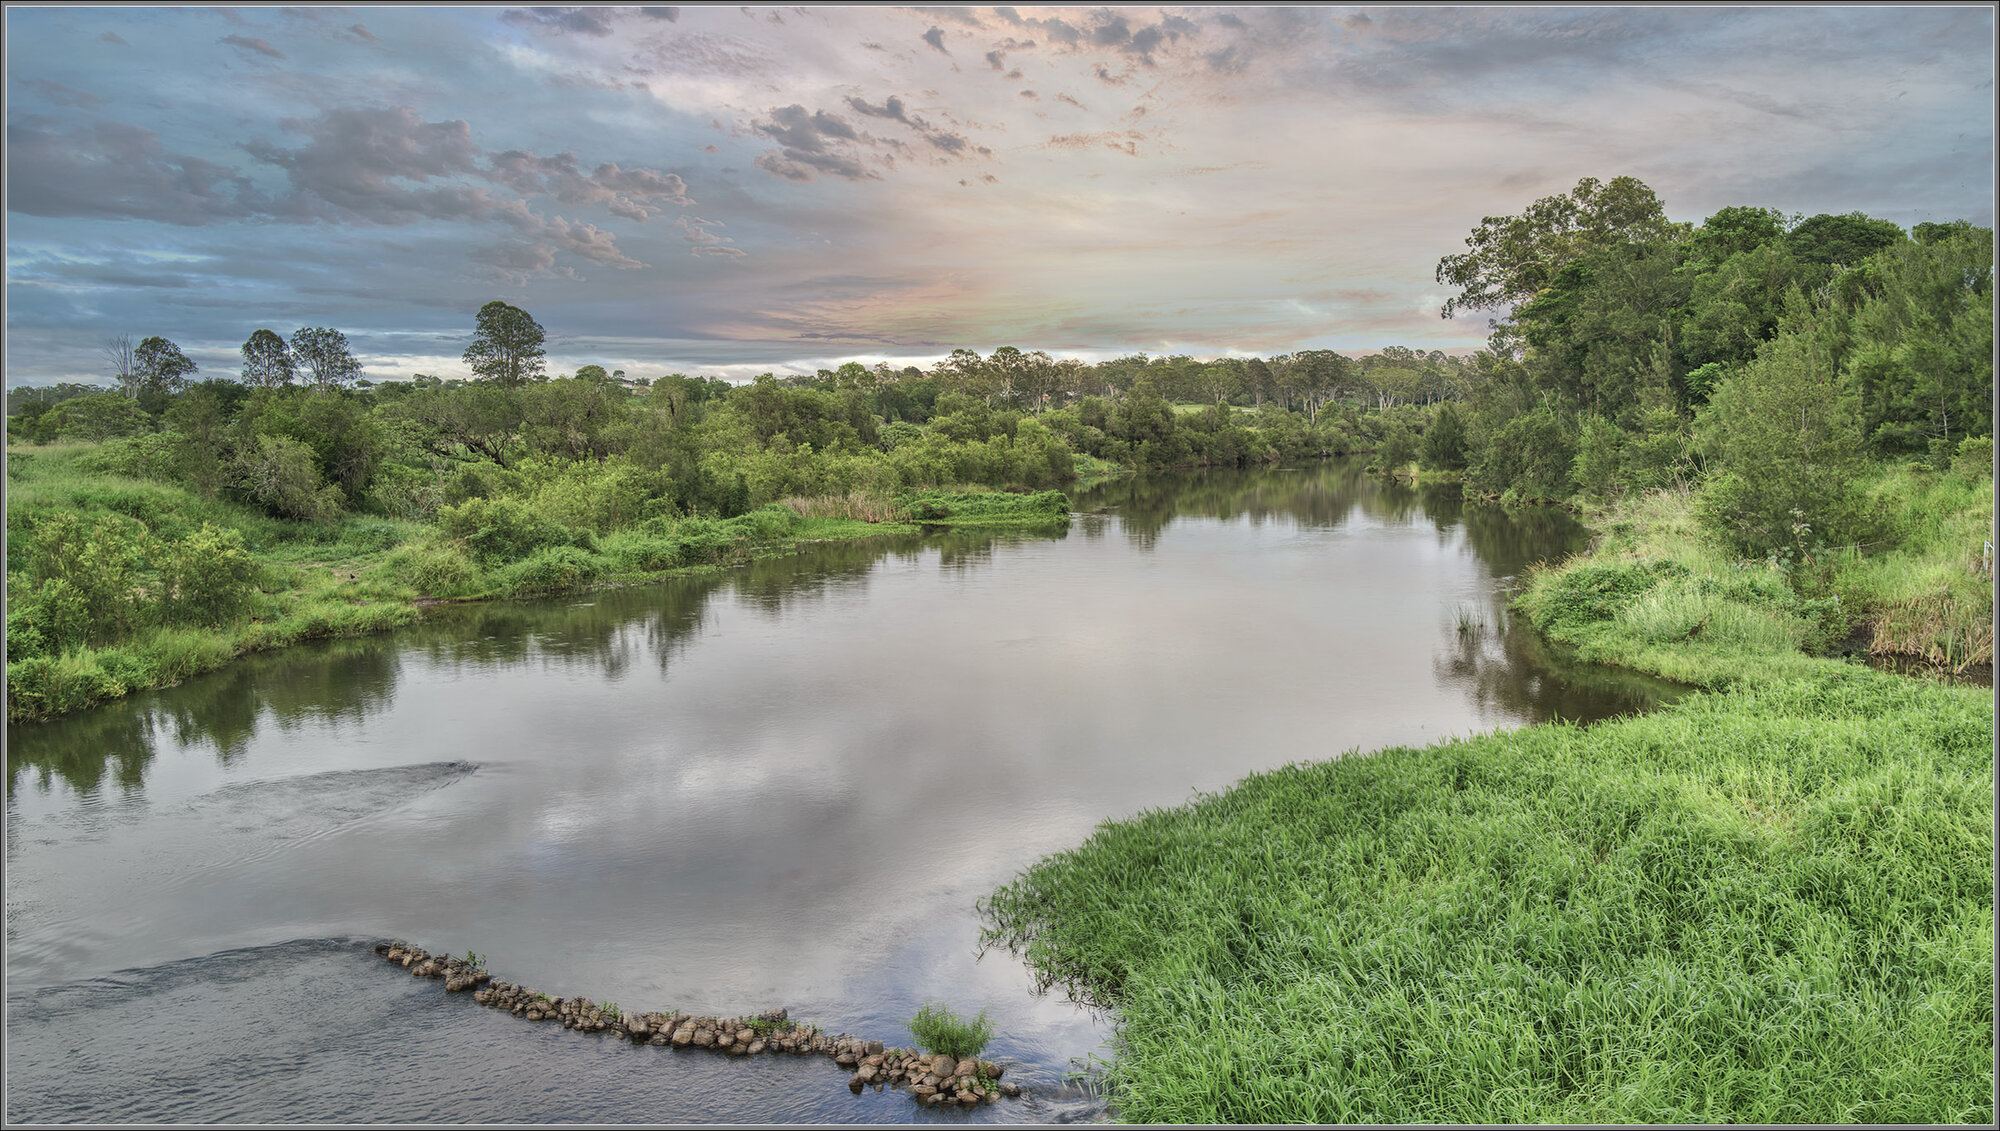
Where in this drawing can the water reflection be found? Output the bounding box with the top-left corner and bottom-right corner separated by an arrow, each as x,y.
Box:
6,459 -> 1693,1124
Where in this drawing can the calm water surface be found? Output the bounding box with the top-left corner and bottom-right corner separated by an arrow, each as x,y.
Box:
5,463 -> 1681,1123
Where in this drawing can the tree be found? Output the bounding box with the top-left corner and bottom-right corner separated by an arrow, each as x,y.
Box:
1695,317 -> 1864,555
1421,402 -> 1470,470
463,300 -> 546,386
101,334 -> 137,398
1435,175 -> 1683,323
290,327 -> 362,391
240,328 -> 295,388
1784,212 -> 1907,267
133,336 -> 198,397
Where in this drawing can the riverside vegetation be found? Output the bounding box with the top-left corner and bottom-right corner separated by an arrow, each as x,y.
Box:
979,179 -> 1992,1123
5,176 -> 1993,1122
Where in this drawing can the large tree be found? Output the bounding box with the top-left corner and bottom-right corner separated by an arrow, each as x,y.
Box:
290,327 -> 362,391
133,336 -> 198,397
240,328 -> 296,388
1435,175 -> 1684,324
463,300 -> 546,386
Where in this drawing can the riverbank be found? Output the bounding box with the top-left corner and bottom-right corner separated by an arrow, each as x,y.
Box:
979,479 -> 1994,1124
5,441 -> 1073,722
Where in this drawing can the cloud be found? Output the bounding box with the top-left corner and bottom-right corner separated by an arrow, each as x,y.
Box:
677,215 -> 745,258
346,24 -> 378,43
99,31 -> 126,44
922,27 -> 948,54
219,35 -> 286,60
19,78 -> 105,111
641,7 -> 679,20
487,150 -> 693,219
751,104 -> 879,182
841,95 -> 989,160
7,117 -> 266,225
503,6 -> 618,37
244,107 -> 484,223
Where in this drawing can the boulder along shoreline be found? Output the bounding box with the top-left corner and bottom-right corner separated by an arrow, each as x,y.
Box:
374,942 -> 1024,1108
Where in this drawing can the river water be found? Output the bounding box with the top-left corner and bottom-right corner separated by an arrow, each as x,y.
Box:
5,463 -> 1682,1123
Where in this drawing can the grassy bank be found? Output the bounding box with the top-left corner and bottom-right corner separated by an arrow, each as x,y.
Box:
981,474 -> 1993,1124
5,442 -> 1070,722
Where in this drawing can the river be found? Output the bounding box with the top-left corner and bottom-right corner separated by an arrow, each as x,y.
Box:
4,462 -> 1682,1123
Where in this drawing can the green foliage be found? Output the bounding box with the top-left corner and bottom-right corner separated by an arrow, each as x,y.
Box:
463,300 -> 546,386
386,542 -> 483,597
30,393 -> 152,443
1419,402 -> 1469,471
499,545 -> 603,597
156,523 -> 259,626
1695,326 -> 1865,555
907,1003 -> 994,1060
232,434 -> 346,521
437,496 -> 581,564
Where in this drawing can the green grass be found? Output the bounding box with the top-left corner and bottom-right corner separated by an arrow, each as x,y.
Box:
908,1002 -> 995,1060
6,443 -> 1074,720
984,472 -> 1993,1123
980,667 -> 1991,1123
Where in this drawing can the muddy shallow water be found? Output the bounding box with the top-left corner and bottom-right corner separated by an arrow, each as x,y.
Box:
5,463 -> 1683,1123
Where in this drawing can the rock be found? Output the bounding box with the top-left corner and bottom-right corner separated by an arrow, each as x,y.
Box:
911,1085 -> 938,1098
863,1054 -> 884,1068
760,1008 -> 788,1022
956,1089 -> 978,1105
864,1040 -> 884,1056
919,1093 -> 941,1107
735,1028 -> 755,1045
715,1030 -> 734,1048
980,1060 -> 1003,1079
999,1082 -> 1021,1098
848,1073 -> 866,1093
671,1027 -> 694,1047
932,1054 -> 958,1077
626,1018 -> 649,1038
747,1040 -> 766,1055
953,1057 -> 979,1079
649,1034 -> 669,1046
834,1051 -> 858,1068
856,1065 -> 878,1083
692,1029 -> 715,1048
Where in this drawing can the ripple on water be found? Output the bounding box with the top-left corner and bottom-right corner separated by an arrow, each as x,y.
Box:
3,939 -> 1108,1124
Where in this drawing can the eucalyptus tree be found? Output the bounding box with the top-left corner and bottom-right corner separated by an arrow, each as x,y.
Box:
290,327 -> 362,391
240,328 -> 296,387
463,301 -> 547,386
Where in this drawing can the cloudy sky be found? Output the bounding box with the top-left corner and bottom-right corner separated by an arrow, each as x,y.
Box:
5,5 -> 1993,386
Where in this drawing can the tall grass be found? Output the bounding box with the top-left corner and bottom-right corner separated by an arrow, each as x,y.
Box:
981,669 -> 1992,1124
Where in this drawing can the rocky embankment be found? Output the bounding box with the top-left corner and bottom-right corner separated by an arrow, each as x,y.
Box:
374,942 -> 1024,1108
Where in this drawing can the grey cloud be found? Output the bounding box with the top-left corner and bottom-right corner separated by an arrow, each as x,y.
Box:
19,78 -> 105,111
99,31 -> 127,44
842,95 -> 987,159
641,7 -> 679,20
347,24 -> 378,42
754,148 -> 877,183
756,105 -> 862,154
245,107 -> 482,223
1056,92 -> 1086,109
503,6 -> 617,36
487,150 -> 692,219
985,50 -> 1005,71
922,27 -> 949,54
7,117 -> 265,225
1091,16 -> 1130,48
1019,90 -> 1039,101
220,35 -> 286,60
693,245 -> 746,258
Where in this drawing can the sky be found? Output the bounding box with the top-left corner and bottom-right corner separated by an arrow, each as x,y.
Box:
4,4 -> 1994,387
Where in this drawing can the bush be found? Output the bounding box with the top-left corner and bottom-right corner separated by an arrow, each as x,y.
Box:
157,523 -> 258,626
233,434 -> 346,521
907,1003 -> 993,1060
500,545 -> 603,597
437,496 -> 578,564
387,542 -> 483,597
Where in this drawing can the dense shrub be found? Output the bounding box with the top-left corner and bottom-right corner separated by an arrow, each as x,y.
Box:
500,545 -> 603,597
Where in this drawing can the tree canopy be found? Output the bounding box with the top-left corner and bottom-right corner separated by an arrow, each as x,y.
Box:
464,301 -> 547,386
